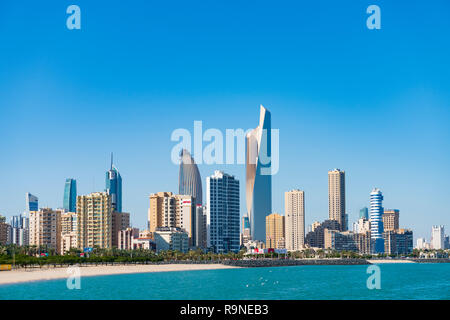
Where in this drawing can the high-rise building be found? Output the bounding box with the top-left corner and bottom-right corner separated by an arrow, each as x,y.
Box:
60,212 -> 77,254
9,214 -> 29,246
359,207 -> 369,220
207,170 -> 240,253
179,149 -> 203,206
112,211 -> 130,247
0,215 -> 9,245
266,213 -> 285,249
105,154 -> 122,213
246,105 -> 272,242
431,225 -> 445,249
63,178 -> 77,212
328,169 -> 346,231
416,237 -> 427,249
382,209 -> 400,232
384,229 -> 413,255
26,193 -> 38,213
370,188 -> 384,253
305,219 -> 340,248
285,190 -> 305,251
29,208 -> 62,253
241,215 -> 252,246
147,192 -> 197,246
195,205 -> 207,249
77,192 -> 112,249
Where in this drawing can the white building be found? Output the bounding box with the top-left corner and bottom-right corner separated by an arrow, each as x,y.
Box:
431,225 -> 445,249
370,188 -> 384,253
416,237 -> 427,249
154,227 -> 189,253
206,170 -> 240,253
285,190 -> 305,251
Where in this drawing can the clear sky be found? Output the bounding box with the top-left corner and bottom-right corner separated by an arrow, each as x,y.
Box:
0,1 -> 449,241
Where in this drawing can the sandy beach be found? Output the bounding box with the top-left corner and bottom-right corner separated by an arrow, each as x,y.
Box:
0,264 -> 238,285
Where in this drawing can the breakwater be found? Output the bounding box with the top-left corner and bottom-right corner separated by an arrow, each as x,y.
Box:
222,258 -> 369,267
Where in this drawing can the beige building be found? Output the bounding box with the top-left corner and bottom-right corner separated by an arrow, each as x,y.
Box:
266,213 -> 285,249
29,208 -> 62,253
112,211 -> 130,247
77,192 -> 112,249
118,227 -> 139,250
60,212 -> 77,254
383,209 -> 399,232
148,192 -> 195,246
285,190 -> 305,251
154,227 -> 189,253
328,169 -> 346,231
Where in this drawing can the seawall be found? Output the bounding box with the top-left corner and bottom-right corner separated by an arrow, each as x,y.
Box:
222,258 -> 369,267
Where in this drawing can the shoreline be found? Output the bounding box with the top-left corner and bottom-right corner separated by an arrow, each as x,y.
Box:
0,264 -> 238,285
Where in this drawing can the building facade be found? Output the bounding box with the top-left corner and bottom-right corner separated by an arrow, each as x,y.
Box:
154,227 -> 189,253
112,211 -> 130,247
207,170 -> 240,253
328,169 -> 346,231
266,213 -> 285,249
285,190 -> 305,251
9,214 -> 29,246
382,209 -> 400,232
63,178 -> 77,212
26,193 -> 38,213
77,192 -> 112,249
29,208 -> 62,253
179,149 -> 203,206
60,212 -> 77,254
105,154 -> 122,213
246,105 -> 272,242
370,188 -> 384,253
431,225 -> 445,249
384,229 -> 413,255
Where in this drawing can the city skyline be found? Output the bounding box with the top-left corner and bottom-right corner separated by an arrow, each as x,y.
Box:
1,2 -> 449,241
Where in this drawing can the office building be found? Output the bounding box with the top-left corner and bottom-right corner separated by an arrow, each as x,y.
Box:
383,209 -> 400,232
305,219 -> 340,248
26,193 -> 38,213
29,208 -> 62,253
328,169 -> 346,231
179,149 -> 203,206
384,229 -> 413,255
241,215 -> 252,246
63,178 -> 77,212
359,207 -> 369,220
431,225 -> 445,249
266,213 -> 285,249
195,205 -> 207,249
77,192 -> 112,249
370,188 -> 384,253
246,105 -> 272,242
105,154 -> 122,212
9,214 -> 29,246
118,227 -> 139,250
154,227 -> 189,253
207,170 -> 240,253
285,190 -> 305,251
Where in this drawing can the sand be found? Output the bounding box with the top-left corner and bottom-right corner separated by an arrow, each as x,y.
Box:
0,264 -> 238,285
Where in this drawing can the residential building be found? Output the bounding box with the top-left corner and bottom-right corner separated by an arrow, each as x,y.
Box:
328,169 -> 346,231
384,229 -> 413,255
305,219 -> 340,248
29,208 -> 62,253
9,214 -> 29,245
195,205 -> 207,249
207,170 -> 240,253
416,237 -> 427,249
77,192 -> 112,249
246,105 -> 272,242
431,225 -> 445,249
118,227 -> 139,250
370,188 -> 384,253
179,149 -> 203,206
266,213 -> 285,249
60,212 -> 77,254
0,215 -> 9,245
154,227 -> 189,253
285,190 -> 305,251
112,211 -> 130,247
63,178 -> 77,212
382,209 -> 400,232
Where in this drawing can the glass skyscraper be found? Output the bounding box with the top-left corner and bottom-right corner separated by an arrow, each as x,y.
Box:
179,149 -> 202,206
63,178 -> 77,212
105,154 -> 122,212
370,188 -> 384,253
246,105 -> 272,242
26,192 -> 38,213
359,207 -> 369,220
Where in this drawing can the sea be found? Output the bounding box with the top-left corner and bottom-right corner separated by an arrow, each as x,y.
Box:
0,263 -> 449,300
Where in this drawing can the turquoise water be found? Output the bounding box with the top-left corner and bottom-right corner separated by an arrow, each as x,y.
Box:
0,263 -> 449,300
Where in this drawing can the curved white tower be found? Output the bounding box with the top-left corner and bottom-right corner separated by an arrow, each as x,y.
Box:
179,149 -> 202,206
370,188 -> 384,253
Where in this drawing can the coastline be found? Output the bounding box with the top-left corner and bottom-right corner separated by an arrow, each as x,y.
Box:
0,264 -> 238,285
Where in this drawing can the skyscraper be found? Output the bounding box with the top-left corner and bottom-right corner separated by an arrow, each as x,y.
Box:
246,105 -> 272,242
105,154 -> 122,212
328,169 -> 346,231
431,225 -> 445,249
370,188 -> 384,253
10,214 -> 29,246
206,170 -> 240,253
382,209 -> 400,232
285,190 -> 305,251
26,193 -> 38,213
266,213 -> 285,249
179,149 -> 203,206
359,207 -> 369,220
63,178 -> 77,212
77,192 -> 112,249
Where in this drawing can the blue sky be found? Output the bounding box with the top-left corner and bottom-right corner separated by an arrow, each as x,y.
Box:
0,1 -> 449,241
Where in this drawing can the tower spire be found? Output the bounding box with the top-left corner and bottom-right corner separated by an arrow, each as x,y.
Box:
111,152 -> 113,170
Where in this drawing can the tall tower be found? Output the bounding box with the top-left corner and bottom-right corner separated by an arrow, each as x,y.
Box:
63,178 -> 77,212
179,149 -> 203,206
105,153 -> 122,212
26,193 -> 39,213
246,105 -> 272,242
328,169 -> 346,231
370,188 -> 384,253
206,171 -> 240,253
285,190 -> 305,251
266,213 -> 285,249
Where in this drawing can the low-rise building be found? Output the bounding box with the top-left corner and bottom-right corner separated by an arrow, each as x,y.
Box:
154,227 -> 189,253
